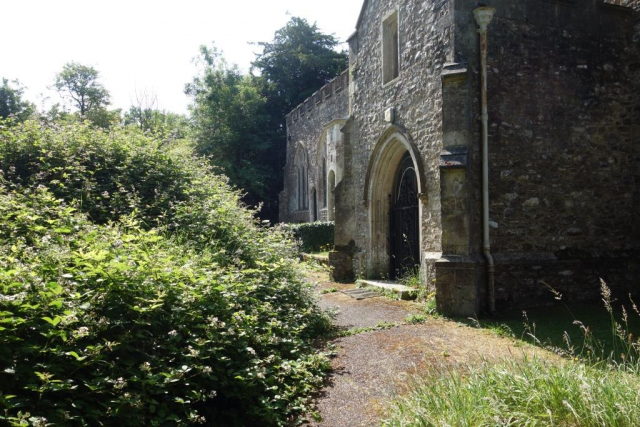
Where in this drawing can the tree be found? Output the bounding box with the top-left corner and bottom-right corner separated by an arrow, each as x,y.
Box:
123,88 -> 191,139
186,45 -> 276,211
0,78 -> 34,121
252,17 -> 348,122
54,62 -> 110,115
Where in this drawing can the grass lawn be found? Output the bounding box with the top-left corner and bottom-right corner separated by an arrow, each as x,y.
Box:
383,357 -> 640,427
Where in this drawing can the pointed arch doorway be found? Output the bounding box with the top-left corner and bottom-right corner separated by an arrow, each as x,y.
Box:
364,127 -> 426,280
390,153 -> 420,279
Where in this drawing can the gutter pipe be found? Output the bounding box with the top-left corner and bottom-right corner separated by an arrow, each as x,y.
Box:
473,5 -> 496,314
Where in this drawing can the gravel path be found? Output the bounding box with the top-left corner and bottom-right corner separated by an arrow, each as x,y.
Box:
305,268 -> 550,427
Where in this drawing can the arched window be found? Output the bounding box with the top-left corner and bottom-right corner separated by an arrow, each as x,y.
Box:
294,146 -> 308,211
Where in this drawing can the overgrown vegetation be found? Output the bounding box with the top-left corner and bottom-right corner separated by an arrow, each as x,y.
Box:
384,281 -> 640,426
280,221 -> 334,253
0,120 -> 331,426
383,357 -> 640,427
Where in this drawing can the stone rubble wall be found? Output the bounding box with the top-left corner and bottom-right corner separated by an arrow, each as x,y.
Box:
454,0 -> 639,305
342,0 -> 454,280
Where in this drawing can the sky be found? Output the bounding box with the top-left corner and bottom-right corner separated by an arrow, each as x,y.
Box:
1,0 -> 363,115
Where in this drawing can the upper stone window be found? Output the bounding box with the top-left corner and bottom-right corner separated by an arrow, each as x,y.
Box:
382,10 -> 399,85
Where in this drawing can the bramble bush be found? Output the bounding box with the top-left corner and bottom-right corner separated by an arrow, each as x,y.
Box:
0,120 -> 331,426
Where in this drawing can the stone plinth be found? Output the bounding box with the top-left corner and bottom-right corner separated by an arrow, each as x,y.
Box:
435,254 -> 485,317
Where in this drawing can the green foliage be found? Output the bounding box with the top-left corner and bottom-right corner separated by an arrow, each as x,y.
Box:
123,88 -> 191,139
0,121 -> 332,426
338,321 -> 401,338
84,107 -> 122,130
0,120 -> 198,228
404,314 -> 427,324
383,357 -> 640,427
467,282 -> 640,363
186,45 -> 277,214
386,281 -> 640,426
280,221 -> 334,253
252,17 -> 348,121
123,107 -> 190,140
0,79 -> 34,122
398,267 -> 421,289
54,62 -> 110,116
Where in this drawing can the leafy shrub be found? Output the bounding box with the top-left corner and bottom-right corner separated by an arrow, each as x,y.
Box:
280,221 -> 334,253
0,120 -> 197,227
0,121 -> 332,426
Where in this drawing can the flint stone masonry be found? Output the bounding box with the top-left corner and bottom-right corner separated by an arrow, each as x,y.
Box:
280,0 -> 639,316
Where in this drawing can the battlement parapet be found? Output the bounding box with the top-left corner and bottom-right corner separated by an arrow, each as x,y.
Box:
286,69 -> 349,126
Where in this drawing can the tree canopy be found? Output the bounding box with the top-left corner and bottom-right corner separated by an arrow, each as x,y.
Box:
0,78 -> 34,122
186,45 -> 277,210
252,17 -> 348,121
54,62 -> 110,115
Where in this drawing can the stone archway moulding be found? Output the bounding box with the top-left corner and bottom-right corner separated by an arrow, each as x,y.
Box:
363,125 -> 426,278
363,125 -> 426,204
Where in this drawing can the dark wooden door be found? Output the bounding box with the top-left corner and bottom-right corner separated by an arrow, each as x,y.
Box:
390,154 -> 419,279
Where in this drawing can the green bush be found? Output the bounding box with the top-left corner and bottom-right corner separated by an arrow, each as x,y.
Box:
0,120 -> 196,227
0,121 -> 331,426
280,221 -> 334,253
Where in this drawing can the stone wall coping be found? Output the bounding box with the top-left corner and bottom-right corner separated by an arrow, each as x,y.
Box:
286,69 -> 349,123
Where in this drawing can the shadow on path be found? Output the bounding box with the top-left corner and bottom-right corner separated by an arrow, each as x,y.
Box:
305,268 -> 550,427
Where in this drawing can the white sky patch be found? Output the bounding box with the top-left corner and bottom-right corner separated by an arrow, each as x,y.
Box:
1,0 -> 362,114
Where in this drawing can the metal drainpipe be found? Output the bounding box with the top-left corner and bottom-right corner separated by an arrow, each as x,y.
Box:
473,5 -> 496,314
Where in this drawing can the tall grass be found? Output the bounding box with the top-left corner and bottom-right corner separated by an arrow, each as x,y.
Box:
384,358 -> 640,427
383,279 -> 640,427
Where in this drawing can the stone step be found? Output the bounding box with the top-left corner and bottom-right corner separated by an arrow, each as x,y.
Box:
301,253 -> 329,266
356,280 -> 418,300
341,289 -> 379,300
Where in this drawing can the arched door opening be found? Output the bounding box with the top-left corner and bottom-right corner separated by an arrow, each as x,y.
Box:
364,128 -> 425,279
390,154 -> 419,279
327,170 -> 336,221
310,188 -> 317,221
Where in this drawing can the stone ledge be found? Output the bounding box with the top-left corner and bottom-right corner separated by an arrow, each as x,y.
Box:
356,280 -> 417,300
440,146 -> 469,169
441,62 -> 468,82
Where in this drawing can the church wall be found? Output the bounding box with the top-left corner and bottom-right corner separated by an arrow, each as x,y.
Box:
279,72 -> 349,223
454,0 -> 640,306
344,0 -> 455,280
282,0 -> 639,314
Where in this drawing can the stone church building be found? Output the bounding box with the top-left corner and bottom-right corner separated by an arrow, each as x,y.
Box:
279,0 -> 640,315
